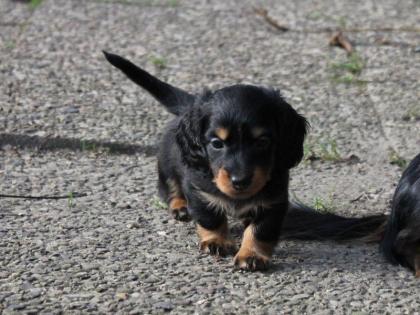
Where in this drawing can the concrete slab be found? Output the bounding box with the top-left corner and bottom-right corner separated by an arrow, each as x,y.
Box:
1,0 -> 419,313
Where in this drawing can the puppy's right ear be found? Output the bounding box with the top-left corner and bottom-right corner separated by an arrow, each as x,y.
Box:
176,106 -> 209,169
103,51 -> 195,115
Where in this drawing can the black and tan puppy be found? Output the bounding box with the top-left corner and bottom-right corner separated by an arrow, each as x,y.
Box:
104,51 -> 387,271
380,153 -> 420,277
104,51 -> 308,270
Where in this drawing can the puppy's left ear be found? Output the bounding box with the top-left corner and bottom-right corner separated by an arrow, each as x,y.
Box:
176,106 -> 209,169
277,104 -> 309,169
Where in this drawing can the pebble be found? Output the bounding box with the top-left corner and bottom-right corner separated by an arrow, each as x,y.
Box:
116,293 -> 129,301
153,301 -> 174,311
28,288 -> 43,299
126,222 -> 140,229
63,106 -> 80,114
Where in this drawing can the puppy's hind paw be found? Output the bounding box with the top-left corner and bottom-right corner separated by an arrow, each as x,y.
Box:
170,207 -> 191,222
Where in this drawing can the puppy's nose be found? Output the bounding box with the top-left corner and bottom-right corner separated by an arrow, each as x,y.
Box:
231,174 -> 253,191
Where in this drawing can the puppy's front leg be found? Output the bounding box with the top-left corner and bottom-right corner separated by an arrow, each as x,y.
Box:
188,197 -> 236,257
234,205 -> 286,271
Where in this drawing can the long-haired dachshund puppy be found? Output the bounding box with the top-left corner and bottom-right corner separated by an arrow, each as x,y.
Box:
104,51 -> 386,271
380,153 -> 420,277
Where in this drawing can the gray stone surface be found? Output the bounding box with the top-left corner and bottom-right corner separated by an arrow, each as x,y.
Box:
1,0 -> 419,313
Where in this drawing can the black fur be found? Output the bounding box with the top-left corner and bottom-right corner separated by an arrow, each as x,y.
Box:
104,51 -> 387,271
103,51 -> 194,115
380,153 -> 420,275
283,201 -> 386,241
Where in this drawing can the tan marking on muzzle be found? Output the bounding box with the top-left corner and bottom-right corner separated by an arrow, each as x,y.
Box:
213,167 -> 270,199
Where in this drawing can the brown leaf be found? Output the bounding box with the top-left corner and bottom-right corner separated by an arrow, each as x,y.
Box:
329,31 -> 353,53
254,7 -> 289,32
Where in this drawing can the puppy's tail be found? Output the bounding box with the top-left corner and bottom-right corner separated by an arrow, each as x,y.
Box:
103,51 -> 195,115
282,201 -> 387,242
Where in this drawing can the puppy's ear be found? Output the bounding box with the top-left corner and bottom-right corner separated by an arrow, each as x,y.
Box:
176,106 -> 209,169
103,51 -> 195,115
277,104 -> 308,169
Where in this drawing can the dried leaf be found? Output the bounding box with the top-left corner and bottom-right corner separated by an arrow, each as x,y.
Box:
329,31 -> 353,53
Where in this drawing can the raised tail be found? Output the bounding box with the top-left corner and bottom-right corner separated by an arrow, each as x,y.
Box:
282,201 -> 387,242
103,51 -> 195,115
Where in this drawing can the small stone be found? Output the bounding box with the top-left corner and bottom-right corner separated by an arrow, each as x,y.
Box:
63,106 -> 79,114
116,292 -> 128,301
350,301 -> 363,308
128,275 -> 139,281
329,300 -> 339,307
28,288 -> 42,299
11,304 -> 27,310
154,301 -> 174,311
290,293 -> 310,300
131,292 -> 141,298
127,222 -> 140,229
13,71 -> 26,81
96,285 -> 107,293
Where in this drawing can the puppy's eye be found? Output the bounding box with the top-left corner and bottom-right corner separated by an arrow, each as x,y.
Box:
255,136 -> 271,149
210,138 -> 224,149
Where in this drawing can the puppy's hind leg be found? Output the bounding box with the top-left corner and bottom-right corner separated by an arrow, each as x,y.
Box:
159,174 -> 190,221
168,189 -> 190,221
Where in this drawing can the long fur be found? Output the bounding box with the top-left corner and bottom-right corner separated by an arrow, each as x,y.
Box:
103,51 -> 195,115
380,153 -> 420,274
283,201 -> 386,242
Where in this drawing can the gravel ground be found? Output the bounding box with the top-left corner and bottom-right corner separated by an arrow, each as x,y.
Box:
1,0 -> 419,313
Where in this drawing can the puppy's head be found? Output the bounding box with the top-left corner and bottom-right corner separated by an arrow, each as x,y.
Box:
176,85 -> 308,199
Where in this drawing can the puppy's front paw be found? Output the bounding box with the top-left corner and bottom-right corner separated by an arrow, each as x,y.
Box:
200,238 -> 237,257
170,207 -> 191,222
234,252 -> 270,271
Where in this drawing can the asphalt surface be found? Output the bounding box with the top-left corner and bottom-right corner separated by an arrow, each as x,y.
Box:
1,0 -> 419,313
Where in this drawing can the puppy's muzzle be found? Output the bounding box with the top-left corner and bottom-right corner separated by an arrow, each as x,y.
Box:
214,168 -> 269,199
230,174 -> 253,191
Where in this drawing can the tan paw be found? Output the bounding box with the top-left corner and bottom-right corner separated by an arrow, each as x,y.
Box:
234,252 -> 270,271
200,238 -> 237,257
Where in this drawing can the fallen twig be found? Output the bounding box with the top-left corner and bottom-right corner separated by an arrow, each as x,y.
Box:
253,7 -> 289,32
281,27 -> 420,34
350,193 -> 365,203
0,192 -> 87,200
